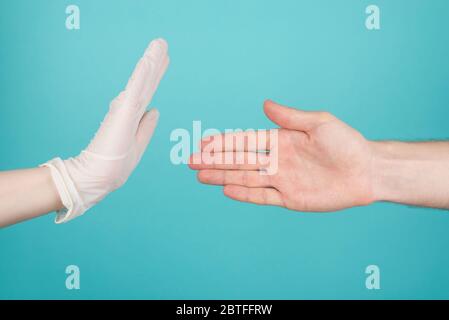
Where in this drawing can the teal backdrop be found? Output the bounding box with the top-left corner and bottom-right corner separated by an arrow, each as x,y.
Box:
1,0 -> 449,299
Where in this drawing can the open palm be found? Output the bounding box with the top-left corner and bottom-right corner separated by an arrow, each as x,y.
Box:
189,100 -> 375,212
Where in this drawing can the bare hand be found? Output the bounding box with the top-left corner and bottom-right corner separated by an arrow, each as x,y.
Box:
189,100 -> 375,212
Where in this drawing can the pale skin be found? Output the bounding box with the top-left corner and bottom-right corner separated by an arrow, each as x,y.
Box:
1,101 -> 448,228
189,100 -> 449,211
0,167 -> 63,227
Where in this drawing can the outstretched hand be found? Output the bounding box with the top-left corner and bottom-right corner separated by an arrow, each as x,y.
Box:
189,100 -> 375,212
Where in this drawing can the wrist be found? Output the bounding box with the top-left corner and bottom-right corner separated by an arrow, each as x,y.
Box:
369,140 -> 404,204
41,166 -> 65,212
41,158 -> 87,223
370,140 -> 449,209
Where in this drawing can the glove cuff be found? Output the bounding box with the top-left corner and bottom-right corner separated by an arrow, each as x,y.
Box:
41,158 -> 87,224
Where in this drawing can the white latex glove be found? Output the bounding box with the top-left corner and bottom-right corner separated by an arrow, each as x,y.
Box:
42,38 -> 170,223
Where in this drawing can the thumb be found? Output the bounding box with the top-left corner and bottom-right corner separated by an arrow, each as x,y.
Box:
263,100 -> 332,132
135,108 -> 160,161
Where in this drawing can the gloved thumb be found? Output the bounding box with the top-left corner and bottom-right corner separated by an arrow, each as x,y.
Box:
263,100 -> 332,132
135,108 -> 159,161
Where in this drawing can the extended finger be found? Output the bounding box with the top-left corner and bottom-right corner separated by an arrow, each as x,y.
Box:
200,130 -> 277,152
139,39 -> 169,109
197,170 -> 272,187
125,39 -> 168,109
189,152 -> 271,170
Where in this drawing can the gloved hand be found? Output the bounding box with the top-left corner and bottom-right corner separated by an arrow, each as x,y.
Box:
43,38 -> 169,223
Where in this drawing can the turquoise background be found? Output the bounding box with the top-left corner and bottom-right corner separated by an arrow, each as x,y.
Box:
1,0 -> 449,299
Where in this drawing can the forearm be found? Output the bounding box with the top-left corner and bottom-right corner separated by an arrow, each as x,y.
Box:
371,141 -> 449,209
0,167 -> 63,228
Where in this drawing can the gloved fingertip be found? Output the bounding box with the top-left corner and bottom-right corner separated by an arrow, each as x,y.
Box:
152,38 -> 168,50
145,38 -> 168,58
